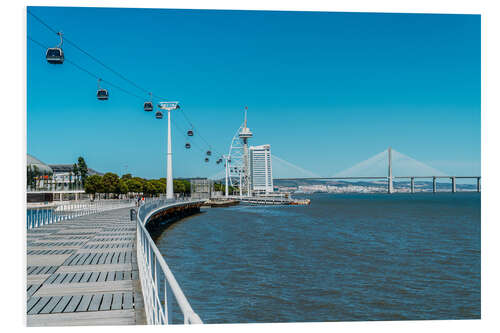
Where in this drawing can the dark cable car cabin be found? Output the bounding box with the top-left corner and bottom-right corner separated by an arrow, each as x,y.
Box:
144,102 -> 153,112
97,89 -> 109,100
46,48 -> 64,64
205,158 -> 209,163
185,143 -> 191,149
46,32 -> 64,64
206,150 -> 211,156
155,111 -> 163,119
187,130 -> 193,136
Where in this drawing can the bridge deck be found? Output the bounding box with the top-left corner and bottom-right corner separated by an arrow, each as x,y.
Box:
26,208 -> 146,326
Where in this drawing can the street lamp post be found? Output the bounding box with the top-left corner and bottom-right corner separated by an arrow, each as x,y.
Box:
158,101 -> 180,200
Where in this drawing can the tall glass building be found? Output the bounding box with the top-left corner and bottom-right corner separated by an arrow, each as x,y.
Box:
249,144 -> 273,194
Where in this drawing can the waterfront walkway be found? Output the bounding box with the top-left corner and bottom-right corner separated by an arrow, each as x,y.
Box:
26,207 -> 146,326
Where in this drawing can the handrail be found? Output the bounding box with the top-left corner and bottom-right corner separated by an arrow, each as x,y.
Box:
26,199 -> 135,230
136,198 -> 204,325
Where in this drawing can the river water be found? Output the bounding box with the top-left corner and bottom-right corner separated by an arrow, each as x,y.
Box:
155,193 -> 480,323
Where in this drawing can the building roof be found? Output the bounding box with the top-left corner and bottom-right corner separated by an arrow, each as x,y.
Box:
27,154 -> 53,174
48,164 -> 103,176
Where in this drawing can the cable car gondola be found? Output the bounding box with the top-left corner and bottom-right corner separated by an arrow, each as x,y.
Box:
205,158 -> 209,163
187,130 -> 193,136
155,111 -> 163,119
144,102 -> 153,112
46,32 -> 64,64
185,143 -> 191,149
206,150 -> 211,156
144,92 -> 153,111
96,79 -> 108,100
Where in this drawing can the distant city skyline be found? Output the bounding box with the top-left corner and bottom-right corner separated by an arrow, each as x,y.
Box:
27,7 -> 480,179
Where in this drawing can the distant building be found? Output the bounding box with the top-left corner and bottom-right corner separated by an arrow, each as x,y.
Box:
190,178 -> 212,199
49,164 -> 103,189
249,144 -> 273,194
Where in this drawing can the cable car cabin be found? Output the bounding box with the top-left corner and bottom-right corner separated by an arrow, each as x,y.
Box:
155,111 -> 163,119
187,130 -> 193,136
185,143 -> 191,149
46,48 -> 64,64
205,158 -> 209,163
144,102 -> 153,112
206,151 -> 211,156
97,89 -> 109,100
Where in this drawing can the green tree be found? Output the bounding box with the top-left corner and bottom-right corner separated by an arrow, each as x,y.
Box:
117,179 -> 129,197
84,175 -> 103,199
143,180 -> 157,197
173,179 -> 185,193
27,166 -> 36,188
121,173 -> 132,180
125,178 -> 143,193
102,172 -> 120,198
77,156 -> 89,186
72,163 -> 79,190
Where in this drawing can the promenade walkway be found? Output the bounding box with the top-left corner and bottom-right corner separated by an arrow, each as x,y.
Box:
26,207 -> 146,326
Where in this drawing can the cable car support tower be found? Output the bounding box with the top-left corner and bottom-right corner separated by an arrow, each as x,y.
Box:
228,107 -> 253,196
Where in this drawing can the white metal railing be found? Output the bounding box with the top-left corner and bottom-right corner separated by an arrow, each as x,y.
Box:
136,198 -> 204,324
26,199 -> 135,230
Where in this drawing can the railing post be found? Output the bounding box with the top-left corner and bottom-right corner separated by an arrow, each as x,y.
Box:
410,177 -> 415,193
433,177 -> 437,193
477,177 -> 481,193
451,176 -> 456,193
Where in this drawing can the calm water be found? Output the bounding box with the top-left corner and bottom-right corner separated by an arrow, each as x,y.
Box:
155,193 -> 480,323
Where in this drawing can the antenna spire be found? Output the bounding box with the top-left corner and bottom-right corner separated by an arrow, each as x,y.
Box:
244,106 -> 248,128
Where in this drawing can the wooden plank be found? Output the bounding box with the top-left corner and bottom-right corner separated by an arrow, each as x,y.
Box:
39,296 -> 62,314
97,271 -> 108,282
49,295 -> 71,313
61,273 -> 75,284
111,293 -> 122,310
76,294 -> 93,312
28,254 -> 72,266
45,273 -> 59,284
56,263 -> 132,273
88,272 -> 99,283
100,294 -> 112,311
34,280 -> 134,297
63,295 -> 83,313
27,284 -> 41,298
88,294 -> 103,311
27,274 -> 50,285
107,271 -> 115,282
122,292 -> 133,310
28,297 -> 51,315
26,297 -> 41,313
27,309 -> 136,326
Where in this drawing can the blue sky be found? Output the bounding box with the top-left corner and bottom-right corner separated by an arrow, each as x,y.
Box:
27,7 -> 480,179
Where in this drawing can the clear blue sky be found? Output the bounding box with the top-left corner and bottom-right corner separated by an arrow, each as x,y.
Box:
27,7 -> 480,179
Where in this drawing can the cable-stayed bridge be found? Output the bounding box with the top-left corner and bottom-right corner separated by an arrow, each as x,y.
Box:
272,147 -> 480,193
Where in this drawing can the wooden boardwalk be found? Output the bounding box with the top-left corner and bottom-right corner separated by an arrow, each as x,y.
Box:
26,207 -> 146,326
